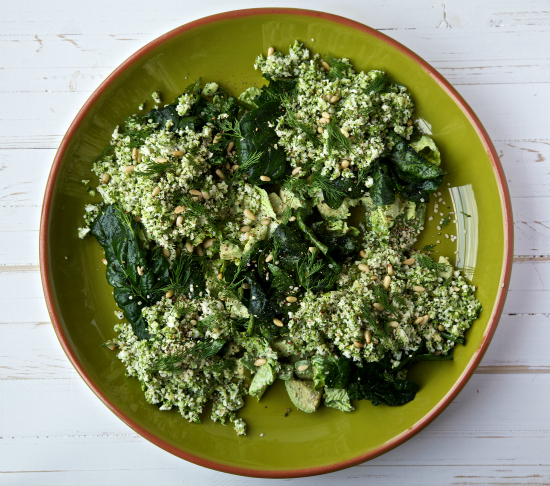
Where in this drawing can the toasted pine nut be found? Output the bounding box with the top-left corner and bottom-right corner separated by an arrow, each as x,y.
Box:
244,209 -> 256,220
203,238 -> 215,248
322,111 -> 331,119
132,147 -> 138,160
260,175 -> 271,182
330,95 -> 340,103
226,141 -> 235,153
286,296 -> 297,303
288,216 -> 296,222
254,358 -> 267,366
273,318 -> 284,327
297,364 -> 309,372
414,316 -> 424,325
162,248 -> 171,258
422,315 -> 430,324
292,167 -> 302,176
133,215 -> 141,222
407,118 -> 413,126
403,257 -> 416,265
438,324 -> 445,332
240,225 -> 251,232
318,117 -> 330,124
152,186 -> 161,197
267,47 -> 275,57
217,273 -> 223,280
176,216 -> 184,226
166,290 -> 174,298
174,206 -> 186,213
216,169 -> 225,179
122,165 -> 135,174
185,242 -> 194,253
414,285 -> 426,292
358,263 -> 369,272
102,258 -> 108,265
201,191 -> 210,200
353,341 -> 365,348
340,159 -> 350,169
213,134 -> 222,143
309,247 -> 315,253
196,246 -> 204,257
383,275 -> 391,289
190,319 -> 198,325
365,330 -> 372,344
265,254 -> 273,263
317,127 -> 324,134
340,128 -> 350,138
102,173 -> 110,183
453,286 -> 460,292
388,264 -> 394,275
359,250 -> 367,258
372,304 -> 384,313
155,157 -> 167,163
225,162 -> 230,170
322,61 -> 331,71
261,218 -> 271,226
389,321 -> 400,328
137,265 -> 144,275
371,275 -> 379,280
189,189 -> 202,196
172,150 -> 184,156
243,231 -> 251,240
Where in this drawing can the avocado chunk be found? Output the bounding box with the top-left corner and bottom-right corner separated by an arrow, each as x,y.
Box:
285,379 -> 322,413
249,362 -> 276,400
294,360 -> 314,380
277,363 -> 294,380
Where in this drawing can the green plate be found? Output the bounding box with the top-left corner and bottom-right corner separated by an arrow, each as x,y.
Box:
40,9 -> 513,478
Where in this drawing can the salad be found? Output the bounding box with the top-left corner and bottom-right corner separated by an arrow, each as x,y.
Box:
79,41 -> 481,435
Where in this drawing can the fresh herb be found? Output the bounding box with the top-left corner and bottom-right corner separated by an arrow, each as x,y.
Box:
461,211 -> 471,217
415,254 -> 451,273
325,117 -> 353,154
441,214 -> 452,227
324,56 -> 353,80
422,244 -> 437,251
372,285 -> 398,314
364,72 -> 391,96
149,339 -> 227,373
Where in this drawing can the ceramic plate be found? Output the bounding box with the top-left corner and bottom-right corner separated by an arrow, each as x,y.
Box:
40,9 -> 513,478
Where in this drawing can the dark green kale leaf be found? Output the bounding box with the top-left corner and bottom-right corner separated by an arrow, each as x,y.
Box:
314,173 -> 369,210
255,74 -> 297,106
272,224 -> 310,270
311,223 -> 360,262
235,101 -> 289,184
325,356 -> 353,389
245,277 -> 284,340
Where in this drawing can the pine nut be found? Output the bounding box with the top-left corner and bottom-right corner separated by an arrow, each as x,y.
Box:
273,318 -> 284,327
414,316 -> 424,325
155,157 -> 167,163
297,364 -> 309,372
365,330 -> 372,344
286,296 -> 297,303
422,315 -> 430,324
162,248 -> 171,258
318,117 -> 330,124
438,324 -> 445,332
383,275 -> 391,289
414,285 -> 426,292
176,216 -> 184,226
217,273 -> 223,280
403,257 -> 416,265
453,286 -> 460,292
371,275 -> 379,280
407,118 -> 413,126
190,319 -> 198,325
389,321 -> 400,328
309,246 -> 315,253
166,290 -> 174,298
244,209 -> 256,220
152,186 -> 161,197
240,225 -> 251,232
213,134 -> 222,143
203,238 -> 215,248
358,263 -> 369,272
102,258 -> 108,265
201,191 -> 210,200
288,216 -> 296,222
340,128 -> 350,138
133,215 -> 141,222
322,111 -> 331,119
292,167 -> 302,176
359,250 -> 367,258
340,159 -> 350,169
387,264 -> 394,275
102,173 -> 110,183
216,169 -> 225,179
106,343 -> 117,351
261,218 -> 271,226
189,189 -> 202,196
267,46 -> 275,57
317,127 -> 324,134
353,341 -> 365,348
196,246 -> 204,257
434,350 -> 442,356
185,242 -> 194,253
174,205 -> 186,214
172,150 -> 184,156
244,231 -> 251,240
373,303 -> 384,311
122,165 -> 135,174
226,141 -> 235,153
232,164 -> 239,171
137,266 -> 144,275
330,95 -> 340,103
254,358 -> 267,366
260,175 -> 271,182
132,147 -> 138,160
242,283 -> 251,290
322,61 -> 331,71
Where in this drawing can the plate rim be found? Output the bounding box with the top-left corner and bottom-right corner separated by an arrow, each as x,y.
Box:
39,7 -> 514,478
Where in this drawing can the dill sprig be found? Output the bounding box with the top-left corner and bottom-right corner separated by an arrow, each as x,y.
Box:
218,118 -> 244,143
149,339 -> 226,373
296,251 -> 325,292
361,302 -> 392,340
91,144 -> 115,165
134,160 -> 173,177
441,214 -> 452,227
172,193 -> 210,218
234,150 -> 262,178
325,117 -> 353,154
364,72 -> 391,96
414,254 -> 451,273
372,285 -> 398,315
281,95 -> 320,146
310,174 -> 347,204
323,56 -> 353,80
204,357 -> 235,374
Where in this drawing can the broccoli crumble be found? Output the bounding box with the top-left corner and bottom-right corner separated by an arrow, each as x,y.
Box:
80,42 -> 481,435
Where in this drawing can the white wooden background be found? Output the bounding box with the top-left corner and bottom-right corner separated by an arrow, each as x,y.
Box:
1,1 -> 549,484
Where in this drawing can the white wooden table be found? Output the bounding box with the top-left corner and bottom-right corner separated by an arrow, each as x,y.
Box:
1,1 -> 549,484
